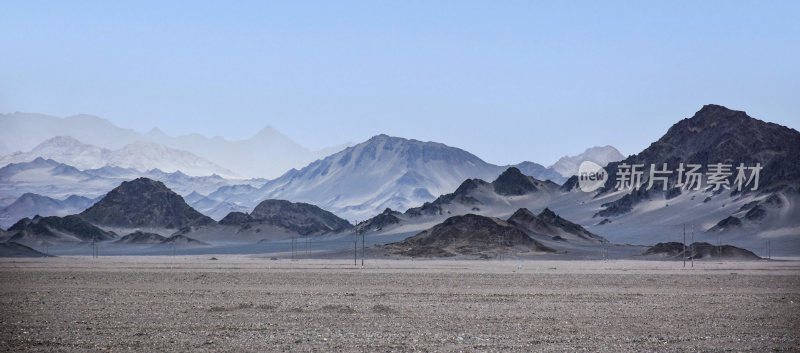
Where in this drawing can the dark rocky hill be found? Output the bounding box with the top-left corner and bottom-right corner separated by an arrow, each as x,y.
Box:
80,178 -> 215,229
220,199 -> 352,236
595,104 -> 800,217
5,215 -> 116,244
642,241 -> 760,260
383,214 -> 554,258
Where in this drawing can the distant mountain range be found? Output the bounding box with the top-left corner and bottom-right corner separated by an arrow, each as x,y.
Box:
0,112 -> 350,178
0,136 -> 237,177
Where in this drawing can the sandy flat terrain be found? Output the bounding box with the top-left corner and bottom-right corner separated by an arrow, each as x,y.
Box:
1,257 -> 798,352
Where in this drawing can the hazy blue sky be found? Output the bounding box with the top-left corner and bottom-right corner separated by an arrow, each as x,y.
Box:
2,1 -> 798,166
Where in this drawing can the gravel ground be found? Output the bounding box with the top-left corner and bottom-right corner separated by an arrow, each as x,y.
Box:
1,257 -> 798,352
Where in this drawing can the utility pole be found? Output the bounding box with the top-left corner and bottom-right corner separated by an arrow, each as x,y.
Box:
683,224 -> 686,268
92,233 -> 98,258
501,235 -> 505,261
602,241 -> 608,261
361,227 -> 365,267
291,237 -> 297,260
498,235 -> 503,261
354,221 -> 358,266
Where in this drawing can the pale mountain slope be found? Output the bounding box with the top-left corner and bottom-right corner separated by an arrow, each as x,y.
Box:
549,145 -> 624,177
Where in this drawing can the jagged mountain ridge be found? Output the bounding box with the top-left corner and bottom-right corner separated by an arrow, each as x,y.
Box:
402,167 -> 557,219
507,208 -> 605,243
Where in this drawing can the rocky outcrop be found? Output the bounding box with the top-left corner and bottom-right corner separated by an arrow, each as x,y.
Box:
707,216 -> 743,232
358,208 -> 401,232
218,211 -> 254,225
508,208 -> 605,242
115,231 -> 167,244
491,167 -> 540,196
404,179 -> 488,217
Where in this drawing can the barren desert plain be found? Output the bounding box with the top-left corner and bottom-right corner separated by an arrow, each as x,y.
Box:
1,256 -> 799,352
